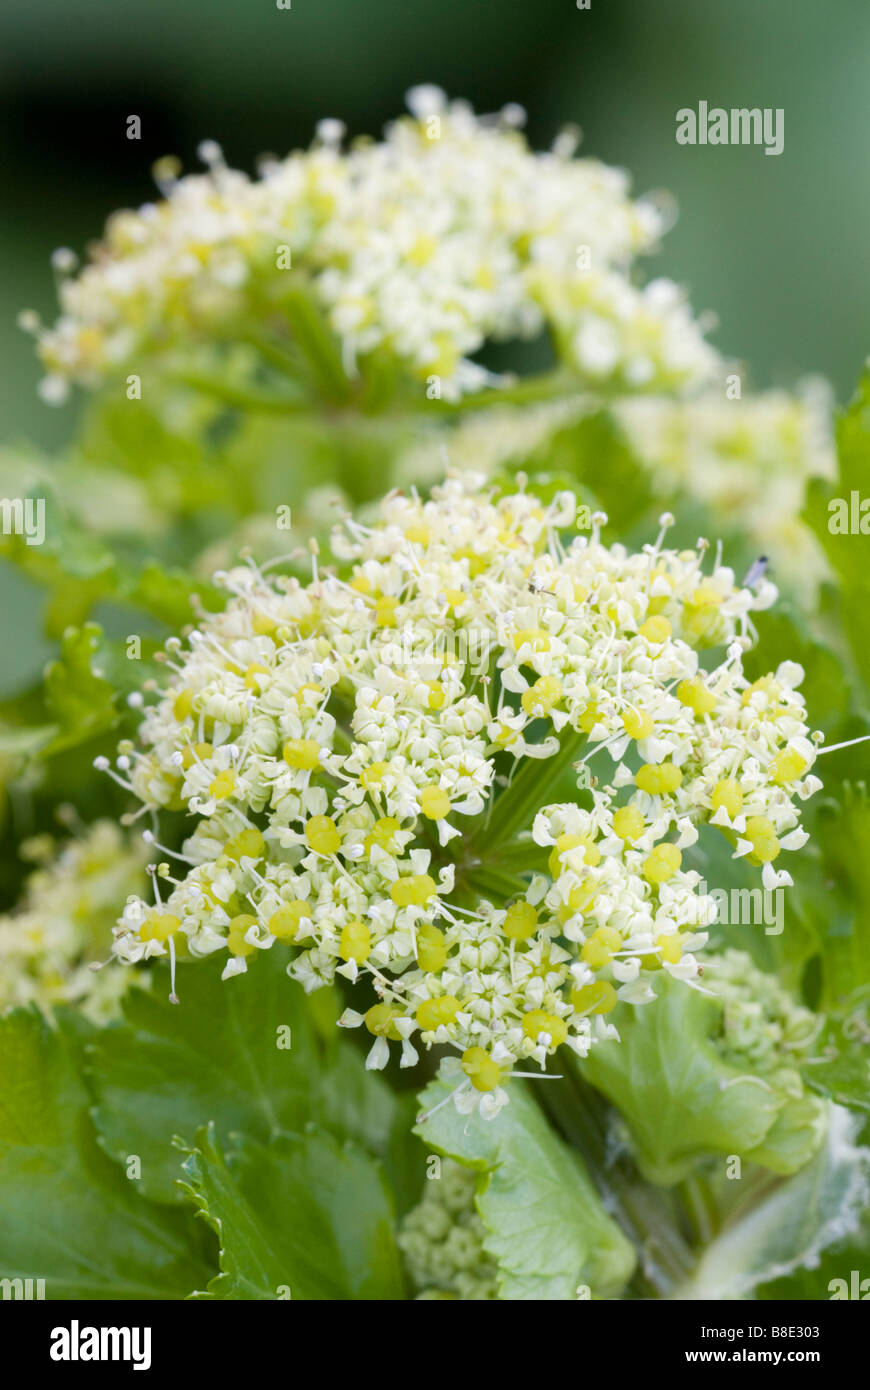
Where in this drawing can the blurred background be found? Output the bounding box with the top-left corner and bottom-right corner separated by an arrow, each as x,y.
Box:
1,0 -> 868,684
2,0 -> 869,448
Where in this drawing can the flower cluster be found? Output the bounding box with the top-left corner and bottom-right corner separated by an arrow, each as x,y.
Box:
706,947 -> 822,1083
107,474 -> 821,1117
29,87 -> 718,404
399,1160 -> 497,1300
614,383 -> 835,598
701,947 -> 829,1169
0,820 -> 149,1021
399,381 -> 835,598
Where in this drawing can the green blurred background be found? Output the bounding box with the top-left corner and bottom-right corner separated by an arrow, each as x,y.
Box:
3,0 -> 869,444
1,0 -> 869,687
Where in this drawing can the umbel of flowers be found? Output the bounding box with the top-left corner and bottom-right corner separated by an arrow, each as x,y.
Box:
0,820 -> 149,1020
105,475 -> 820,1118
28,87 -> 717,406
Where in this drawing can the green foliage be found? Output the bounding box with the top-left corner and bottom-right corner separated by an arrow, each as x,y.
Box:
42,623 -> 118,753
581,974 -> 825,1184
544,409 -> 657,538
0,153 -> 868,1301
803,1014 -> 870,1115
0,1009 -> 213,1299
757,1217 -> 870,1300
0,964 -> 418,1301
416,1070 -> 636,1299
808,787 -> 870,1012
88,952 -> 423,1209
745,607 -> 852,732
806,369 -> 870,694
180,1123 -> 404,1300
676,1108 -> 870,1300
0,622 -> 162,802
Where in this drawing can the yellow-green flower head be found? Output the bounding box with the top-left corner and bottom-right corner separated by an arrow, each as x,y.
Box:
107,474 -> 821,1118
399,1159 -> 497,1300
0,820 -> 149,1021
706,947 -> 821,1081
30,87 -> 717,406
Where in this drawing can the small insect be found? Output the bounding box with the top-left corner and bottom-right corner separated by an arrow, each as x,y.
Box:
527,576 -> 555,597
742,555 -> 769,588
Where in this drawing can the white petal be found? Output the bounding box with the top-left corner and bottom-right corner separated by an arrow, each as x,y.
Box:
365,1036 -> 390,1070
762,862 -> 793,890
779,828 -> 808,851
400,1040 -> 419,1068
221,957 -> 248,980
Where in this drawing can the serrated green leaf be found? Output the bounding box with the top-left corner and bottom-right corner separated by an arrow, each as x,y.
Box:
0,631 -> 116,789
0,1009 -> 212,1299
88,950 -> 419,1205
180,1123 -> 403,1300
415,1070 -> 635,1299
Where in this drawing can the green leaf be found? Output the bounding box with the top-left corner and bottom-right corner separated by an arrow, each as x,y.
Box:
0,624 -> 137,787
744,607 -> 852,732
0,1009 -> 212,1299
757,1217 -> 870,1299
696,819 -> 820,988
675,1107 -> 870,1300
180,1123 -> 403,1300
803,1015 -> 870,1115
88,950 -> 419,1205
811,787 -> 870,1011
415,1069 -> 635,1299
805,369 -> 870,693
79,395 -> 229,514
580,974 -> 821,1183
42,622 -> 119,755
127,562 -> 223,628
548,408 -> 656,537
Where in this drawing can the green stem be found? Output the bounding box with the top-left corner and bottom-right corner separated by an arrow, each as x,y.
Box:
461,861 -> 531,904
170,371 -> 310,414
470,728 -> 587,853
279,284 -> 353,403
239,330 -> 308,381
679,1173 -> 718,1247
